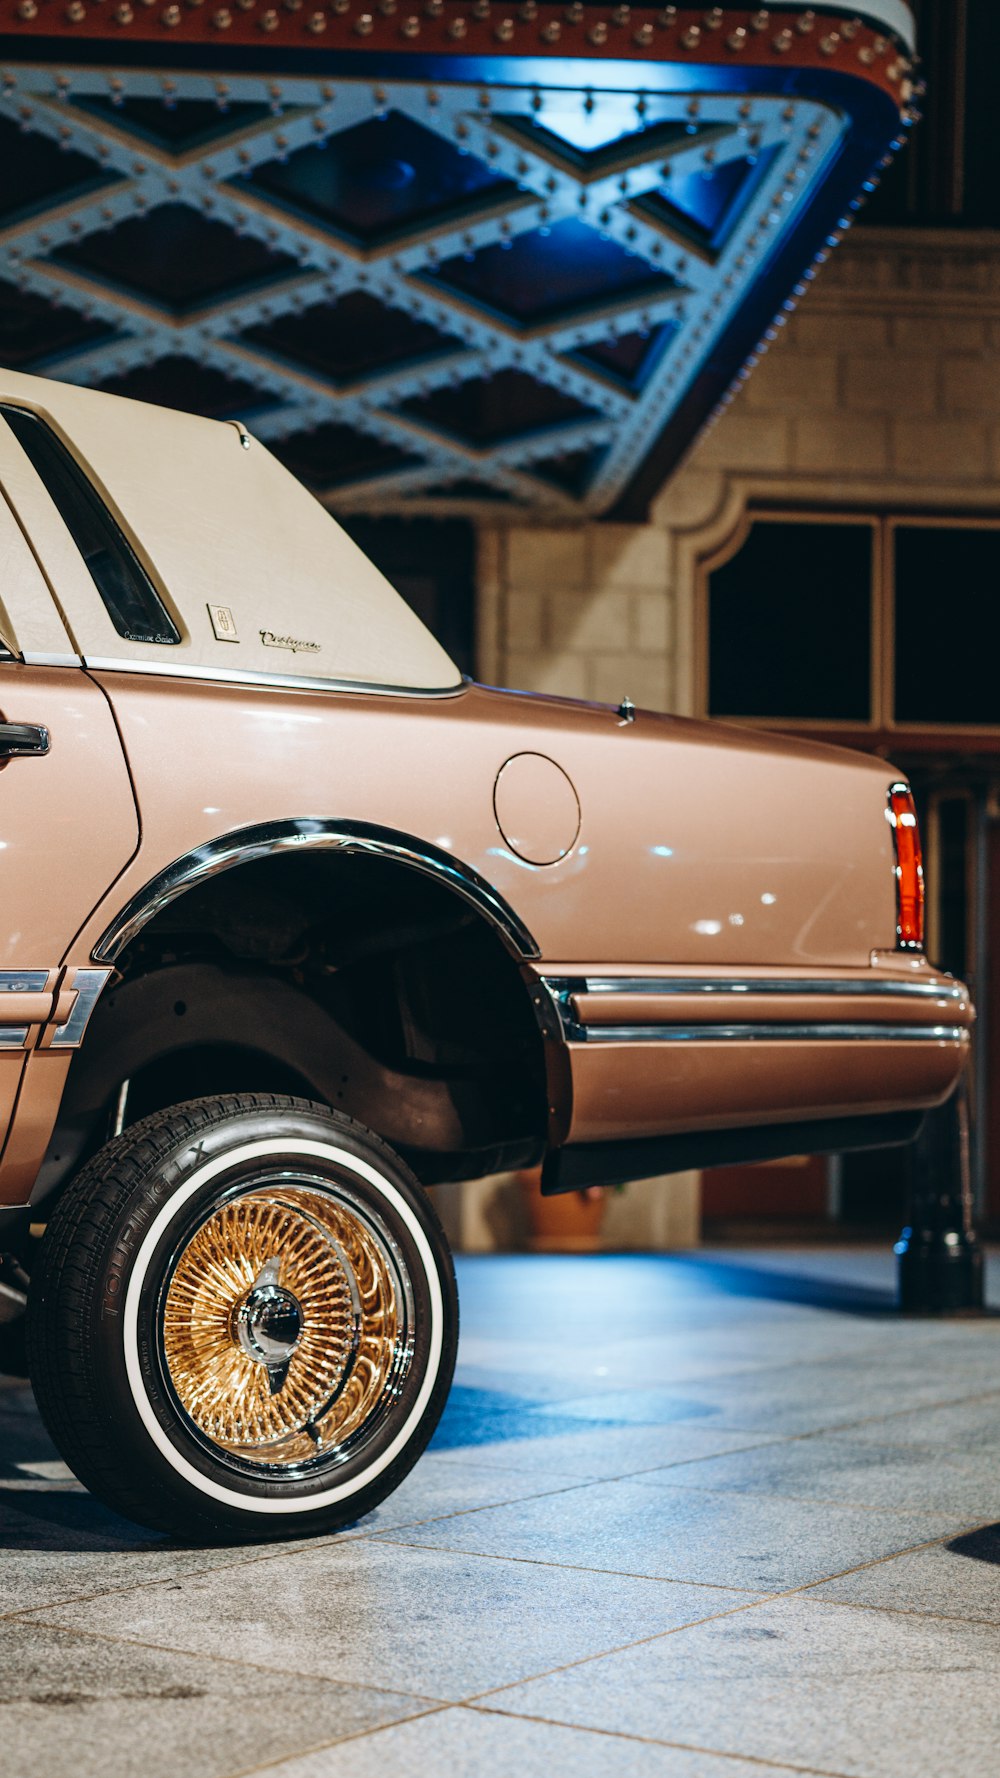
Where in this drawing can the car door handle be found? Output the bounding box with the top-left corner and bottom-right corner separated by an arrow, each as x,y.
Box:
0,723 -> 50,758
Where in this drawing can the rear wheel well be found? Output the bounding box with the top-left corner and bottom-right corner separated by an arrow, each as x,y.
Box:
119,1044 -> 315,1123
37,848 -> 548,1207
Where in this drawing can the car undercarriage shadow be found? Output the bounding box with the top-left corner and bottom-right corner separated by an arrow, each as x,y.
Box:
0,1488 -> 169,1552
0,1382 -> 168,1553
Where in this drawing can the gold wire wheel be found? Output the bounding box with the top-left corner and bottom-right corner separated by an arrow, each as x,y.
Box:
160,1182 -> 406,1470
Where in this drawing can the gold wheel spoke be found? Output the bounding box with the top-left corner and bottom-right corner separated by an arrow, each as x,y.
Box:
161,1182 -> 403,1469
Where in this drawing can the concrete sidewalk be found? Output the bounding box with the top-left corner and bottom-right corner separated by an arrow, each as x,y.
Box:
2,1247 -> 1000,1777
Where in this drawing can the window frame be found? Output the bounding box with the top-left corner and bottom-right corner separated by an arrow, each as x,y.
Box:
699,508 -> 1000,742
0,402 -> 182,650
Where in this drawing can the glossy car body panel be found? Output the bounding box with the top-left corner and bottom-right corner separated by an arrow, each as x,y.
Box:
564,1036 -> 968,1146
0,369 -> 972,1211
0,667 -> 137,970
0,665 -> 138,1204
64,676 -> 900,973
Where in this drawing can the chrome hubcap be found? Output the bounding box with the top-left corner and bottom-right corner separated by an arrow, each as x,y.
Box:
232,1258 -> 304,1395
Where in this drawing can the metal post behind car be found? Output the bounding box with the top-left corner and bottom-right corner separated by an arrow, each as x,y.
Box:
896,1086 -> 985,1314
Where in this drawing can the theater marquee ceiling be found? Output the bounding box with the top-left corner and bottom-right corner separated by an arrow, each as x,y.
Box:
0,2 -> 915,516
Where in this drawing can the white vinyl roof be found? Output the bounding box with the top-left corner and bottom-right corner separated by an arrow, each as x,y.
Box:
0,368 -> 461,693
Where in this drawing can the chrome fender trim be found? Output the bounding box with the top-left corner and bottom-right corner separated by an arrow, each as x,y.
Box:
92,819 -> 541,966
0,967 -> 112,1050
50,968 -> 114,1049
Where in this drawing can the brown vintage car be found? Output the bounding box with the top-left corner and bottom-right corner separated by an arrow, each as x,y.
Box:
0,368 -> 971,1539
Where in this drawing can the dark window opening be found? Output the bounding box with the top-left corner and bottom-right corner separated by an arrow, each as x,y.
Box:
340,517 -> 475,677
708,520 -> 872,722
1,405 -> 180,647
894,526 -> 1000,725
935,796 -> 970,979
860,0 -> 999,230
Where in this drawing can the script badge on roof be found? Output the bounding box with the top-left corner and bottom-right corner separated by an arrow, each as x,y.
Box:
260,630 -> 322,655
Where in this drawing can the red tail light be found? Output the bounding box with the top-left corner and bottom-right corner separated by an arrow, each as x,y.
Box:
888,783 -> 925,951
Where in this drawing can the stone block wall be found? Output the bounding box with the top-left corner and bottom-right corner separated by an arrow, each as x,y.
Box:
714,236 -> 1000,493
476,521 -> 675,714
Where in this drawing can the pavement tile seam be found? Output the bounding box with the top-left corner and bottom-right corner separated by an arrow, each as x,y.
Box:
632,1405 -> 1000,1447
784,1517 -> 1000,1597
19,1560 -> 779,1728
0,1539 -> 351,1626
331,1473 -> 609,1536
0,1474 -> 599,1625
468,1703 -> 856,1778
623,1475 -> 970,1520
643,1383 -> 1000,1440
220,1704 -> 455,1778
11,1613 -> 456,1710
803,1428 -> 1000,1457
478,1383 -> 1000,1450
424,1403 -> 1000,1491
791,1585 -> 1000,1632
370,1504 -> 984,1599
790,1386 -> 1000,1436
415,1433 -> 799,1490
447,1518 -> 1000,1714
450,1590 -> 786,1702
369,1532 -> 771,1593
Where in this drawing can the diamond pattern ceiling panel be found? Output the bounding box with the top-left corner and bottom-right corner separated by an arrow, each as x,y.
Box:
0,4 -> 916,516
0,274 -> 114,368
52,202 -> 301,311
400,366 -> 598,445
97,353 -> 280,422
243,290 -> 463,386
425,216 -> 681,327
248,110 -> 517,244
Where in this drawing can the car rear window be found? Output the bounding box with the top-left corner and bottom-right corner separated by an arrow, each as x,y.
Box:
1,403 -> 180,647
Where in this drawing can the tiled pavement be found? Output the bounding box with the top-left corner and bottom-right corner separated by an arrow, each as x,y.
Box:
3,1246 -> 1000,1777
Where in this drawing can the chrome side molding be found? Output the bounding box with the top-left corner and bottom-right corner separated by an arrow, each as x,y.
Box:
573,1022 -> 969,1044
0,971 -> 52,1050
93,819 -> 541,965
541,974 -> 970,1046
569,976 -> 965,1000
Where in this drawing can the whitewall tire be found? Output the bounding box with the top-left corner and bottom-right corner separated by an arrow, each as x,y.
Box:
28,1095 -> 458,1540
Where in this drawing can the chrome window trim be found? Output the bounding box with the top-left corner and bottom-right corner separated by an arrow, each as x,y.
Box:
74,655 -> 467,700
576,1023 -> 969,1045
22,651 -> 84,667
92,819 -> 540,965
